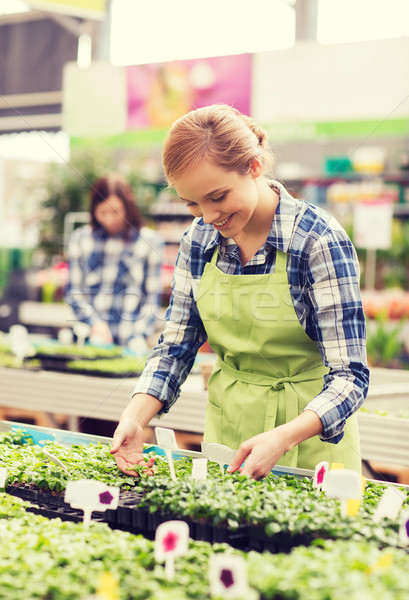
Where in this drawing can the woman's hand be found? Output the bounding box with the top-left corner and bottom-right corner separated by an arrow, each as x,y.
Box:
110,418 -> 155,476
227,410 -> 323,479
227,428 -> 289,479
90,321 -> 113,345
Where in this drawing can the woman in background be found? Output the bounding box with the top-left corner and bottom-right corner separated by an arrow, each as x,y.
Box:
66,174 -> 163,352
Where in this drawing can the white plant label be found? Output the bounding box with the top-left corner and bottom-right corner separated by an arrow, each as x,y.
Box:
155,427 -> 178,481
154,520 -> 189,579
209,554 -> 249,598
192,458 -> 208,481
155,427 -> 178,450
65,479 -> 119,527
313,461 -> 329,491
58,328 -> 74,346
373,487 -> 405,523
324,469 -> 362,517
399,510 -> 409,546
0,467 -> 7,488
73,322 -> 90,347
206,443 -> 236,475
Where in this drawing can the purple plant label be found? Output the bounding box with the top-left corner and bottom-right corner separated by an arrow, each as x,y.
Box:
209,554 -> 248,598
99,491 -> 114,505
220,569 -> 234,588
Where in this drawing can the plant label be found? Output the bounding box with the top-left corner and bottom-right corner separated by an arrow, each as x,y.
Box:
65,479 -> 119,527
325,469 -> 362,499
313,461 -> 328,490
155,427 -> 178,450
154,520 -> 189,579
58,328 -> 74,346
73,322 -> 90,347
96,572 -> 120,600
155,428 -> 179,481
399,510 -> 409,546
41,449 -> 70,475
209,554 -> 249,598
373,487 -> 405,523
324,469 -> 362,517
0,467 -> 7,489
369,552 -> 394,574
206,443 -> 236,474
192,458 -> 208,481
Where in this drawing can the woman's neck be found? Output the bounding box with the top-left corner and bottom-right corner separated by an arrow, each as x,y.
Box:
234,179 -> 279,266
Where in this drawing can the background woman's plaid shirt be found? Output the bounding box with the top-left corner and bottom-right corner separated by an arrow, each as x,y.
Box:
66,225 -> 163,346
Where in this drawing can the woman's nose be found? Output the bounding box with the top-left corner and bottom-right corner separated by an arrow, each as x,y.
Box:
202,208 -> 220,224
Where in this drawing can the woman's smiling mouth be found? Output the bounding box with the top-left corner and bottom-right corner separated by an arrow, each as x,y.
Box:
213,215 -> 233,229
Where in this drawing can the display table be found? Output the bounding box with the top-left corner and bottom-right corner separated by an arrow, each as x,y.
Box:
0,367 -> 207,434
1,366 -> 409,466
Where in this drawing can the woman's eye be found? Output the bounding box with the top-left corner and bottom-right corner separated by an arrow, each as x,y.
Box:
211,194 -> 225,202
186,202 -> 197,208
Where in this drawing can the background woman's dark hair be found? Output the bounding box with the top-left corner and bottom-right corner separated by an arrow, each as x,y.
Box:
90,174 -> 143,236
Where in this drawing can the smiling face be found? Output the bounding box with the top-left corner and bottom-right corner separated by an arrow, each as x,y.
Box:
173,159 -> 263,238
94,194 -> 127,235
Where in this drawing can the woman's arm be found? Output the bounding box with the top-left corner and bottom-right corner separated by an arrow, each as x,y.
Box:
65,228 -> 99,327
302,229 -> 369,442
111,222 -> 208,474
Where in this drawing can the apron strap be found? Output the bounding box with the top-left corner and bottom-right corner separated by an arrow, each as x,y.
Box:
275,249 -> 288,273
210,246 -> 219,265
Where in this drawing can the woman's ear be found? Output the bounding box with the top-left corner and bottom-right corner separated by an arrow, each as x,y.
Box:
250,157 -> 262,178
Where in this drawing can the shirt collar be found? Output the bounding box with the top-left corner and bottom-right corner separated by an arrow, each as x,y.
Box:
265,180 -> 297,254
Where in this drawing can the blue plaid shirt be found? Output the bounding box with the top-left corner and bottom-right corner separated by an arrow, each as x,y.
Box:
134,182 -> 369,443
66,225 -> 163,346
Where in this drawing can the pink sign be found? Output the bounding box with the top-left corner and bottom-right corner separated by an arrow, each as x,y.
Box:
127,54 -> 252,130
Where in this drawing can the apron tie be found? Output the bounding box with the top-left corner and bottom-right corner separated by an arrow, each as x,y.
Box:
216,358 -> 327,468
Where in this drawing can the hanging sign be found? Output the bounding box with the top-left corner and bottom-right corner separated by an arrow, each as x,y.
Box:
65,479 -> 119,527
209,554 -> 250,598
155,427 -> 178,481
353,202 -> 393,250
206,443 -> 237,475
154,520 -> 189,580
373,486 -> 405,523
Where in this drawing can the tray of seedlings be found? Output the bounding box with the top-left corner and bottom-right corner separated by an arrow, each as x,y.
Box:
0,422 -> 408,557
23,343 -> 147,377
2,491 -> 409,600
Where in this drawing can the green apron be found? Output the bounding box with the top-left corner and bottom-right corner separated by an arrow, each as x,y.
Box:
196,247 -> 361,473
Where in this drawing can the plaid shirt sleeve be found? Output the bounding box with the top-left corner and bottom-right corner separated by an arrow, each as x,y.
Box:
132,224 -> 207,412
302,228 -> 369,443
65,227 -> 99,326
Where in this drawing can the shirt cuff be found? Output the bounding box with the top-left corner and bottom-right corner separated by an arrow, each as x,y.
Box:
132,371 -> 180,415
304,395 -> 346,444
